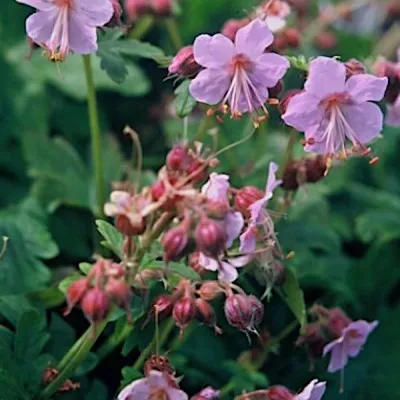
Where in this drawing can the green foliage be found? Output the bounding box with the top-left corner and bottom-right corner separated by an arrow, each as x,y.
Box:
174,80 -> 197,118
96,220 -> 124,258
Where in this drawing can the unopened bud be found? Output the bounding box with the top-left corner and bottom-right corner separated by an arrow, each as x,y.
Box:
152,294 -> 174,319
326,307 -> 352,338
191,387 -> 220,400
124,0 -> 150,21
195,298 -> 220,333
224,293 -> 260,332
234,186 -> 264,218
107,0 -> 123,27
272,33 -> 288,51
195,217 -> 226,257
173,296 -> 197,332
151,0 -> 172,16
169,46 -> 201,77
189,252 -> 206,275
115,214 -> 146,236
105,279 -> 132,319
279,89 -> 303,115
162,224 -> 190,262
206,200 -> 230,219
296,322 -> 327,357
248,295 -> 264,325
221,18 -> 249,41
187,160 -> 208,183
81,288 -> 110,322
314,31 -> 337,50
285,27 -> 300,48
197,281 -> 222,300
167,145 -> 191,171
345,59 -> 366,79
266,385 -> 294,400
268,80 -> 284,99
305,155 -> 328,183
65,279 -> 89,316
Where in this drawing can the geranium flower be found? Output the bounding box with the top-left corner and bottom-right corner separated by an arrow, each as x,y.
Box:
189,19 -> 290,125
240,162 -> 281,253
201,173 -> 230,204
17,0 -> 113,61
282,57 -> 388,159
323,320 -> 379,373
118,370 -> 188,400
296,379 -> 326,400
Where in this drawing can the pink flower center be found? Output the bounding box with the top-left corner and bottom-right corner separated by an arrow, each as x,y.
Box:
54,0 -> 73,8
348,329 -> 362,339
149,388 -> 169,400
229,54 -> 252,75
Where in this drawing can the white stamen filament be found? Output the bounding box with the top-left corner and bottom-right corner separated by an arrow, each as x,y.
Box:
47,7 -> 70,59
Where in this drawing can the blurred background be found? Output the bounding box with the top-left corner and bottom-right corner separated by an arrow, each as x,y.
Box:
0,0 -> 400,399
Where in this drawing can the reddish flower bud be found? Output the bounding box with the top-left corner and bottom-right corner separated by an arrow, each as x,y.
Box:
296,322 -> 327,358
285,27 -> 300,48
81,288 -> 110,322
107,0 -> 123,27
64,278 -> 89,316
162,224 -> 190,262
268,80 -> 284,99
172,296 -> 197,332
273,33 -> 288,51
221,18 -> 249,41
151,180 -> 166,201
234,186 -> 264,218
152,294 -> 174,319
151,0 -> 172,16
266,385 -> 295,400
195,217 -> 226,257
144,354 -> 175,377
279,89 -> 303,115
305,155 -> 328,183
197,281 -> 222,301
191,387 -> 220,400
248,295 -> 264,325
314,31 -> 337,50
187,160 -> 208,183
167,145 -> 191,171
169,46 -> 201,77
124,0 -> 150,21
189,252 -> 206,275
205,200 -> 230,219
105,279 -> 132,313
326,307 -> 352,338
224,293 -> 261,332
134,268 -> 164,288
115,214 -> 146,236
345,59 -> 366,79
195,298 -> 221,333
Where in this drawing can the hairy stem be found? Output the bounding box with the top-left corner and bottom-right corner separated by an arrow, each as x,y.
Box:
129,15 -> 155,40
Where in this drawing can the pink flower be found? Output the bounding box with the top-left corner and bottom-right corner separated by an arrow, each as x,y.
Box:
256,0 -> 292,32
323,320 -> 379,373
386,96 -> 400,126
295,379 -> 326,400
240,162 -> 281,253
201,173 -> 230,205
17,0 -> 113,61
282,57 -> 388,159
118,370 -> 188,400
189,19 -> 290,125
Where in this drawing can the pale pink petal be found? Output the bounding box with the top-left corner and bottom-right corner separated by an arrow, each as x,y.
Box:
324,340 -> 348,373
73,0 -> 114,27
251,53 -> 290,87
341,102 -> 383,145
218,261 -> 239,282
282,92 -> 324,132
305,57 -> 346,99
147,371 -> 170,389
224,211 -> 244,248
240,225 -> 257,253
190,68 -> 231,105
249,197 -> 268,223
118,377 -> 151,399
199,253 -> 219,271
265,15 -> 286,32
345,74 -> 388,103
16,0 -> 54,11
193,34 -> 235,68
166,387 -> 189,400
104,203 -> 119,216
265,162 -> 282,198
67,14 -> 97,54
235,19 -> 274,60
201,173 -> 230,203
344,320 -> 379,357
228,84 -> 269,113
26,10 -> 58,45
227,255 -> 252,267
386,96 -> 400,127
296,380 -> 326,400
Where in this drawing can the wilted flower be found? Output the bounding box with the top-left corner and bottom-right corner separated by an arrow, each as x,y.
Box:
282,57 -> 388,159
189,19 -> 290,125
240,162 -> 281,253
118,370 -> 188,400
17,0 -> 113,61
323,320 -> 379,373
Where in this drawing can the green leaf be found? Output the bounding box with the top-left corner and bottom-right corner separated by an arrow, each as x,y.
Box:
79,262 -> 93,275
141,259 -> 201,281
120,367 -> 143,388
58,273 -> 82,294
0,296 -> 35,327
75,352 -> 99,376
174,80 -> 197,118
278,267 -> 306,331
356,210 -> 400,243
96,220 -> 124,258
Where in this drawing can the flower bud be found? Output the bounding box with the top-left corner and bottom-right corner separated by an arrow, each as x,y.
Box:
234,186 -> 264,218
205,200 -> 230,219
107,0 -> 123,27
326,307 -> 352,338
124,0 -> 150,21
345,59 -> 366,79
248,295 -> 264,325
295,322 -> 327,358
266,385 -> 295,400
64,278 -> 89,316
305,155 -> 328,183
195,298 -> 221,333
191,387 -> 220,400
151,0 -> 172,16
285,27 -> 300,48
268,80 -> 284,99
197,281 -> 222,300
81,288 -> 110,322
115,214 -> 146,236
279,89 -> 303,115
162,224 -> 190,262
221,18 -> 249,41
167,145 -> 191,171
169,46 -> 201,77
173,296 -> 197,332
224,294 -> 256,332
273,32 -> 288,51
195,217 -> 226,257
314,31 -> 337,50
187,160 -> 208,183
105,279 -> 132,313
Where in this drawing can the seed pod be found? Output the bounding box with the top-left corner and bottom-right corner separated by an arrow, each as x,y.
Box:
64,278 -> 89,316
187,160 -> 208,183
162,224 -> 190,262
224,294 -> 255,332
248,295 -> 264,325
195,298 -> 220,333
195,217 -> 226,257
197,281 -> 222,301
234,186 -> 264,217
152,294 -> 174,319
81,288 -> 110,322
172,296 -> 197,332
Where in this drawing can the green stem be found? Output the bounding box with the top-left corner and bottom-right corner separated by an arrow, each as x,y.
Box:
277,130 -> 298,179
133,319 -> 175,370
96,323 -> 134,360
40,321 -> 108,399
219,380 -> 236,398
129,15 -> 155,40
82,54 -> 105,218
165,18 -> 183,50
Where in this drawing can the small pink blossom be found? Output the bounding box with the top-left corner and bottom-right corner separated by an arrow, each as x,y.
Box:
323,320 -> 379,373
189,19 -> 290,125
17,0 -> 113,61
201,173 -> 230,205
118,370 -> 188,400
240,162 -> 281,253
256,0 -> 292,32
282,57 -> 388,159
295,379 -> 326,400
386,96 -> 400,126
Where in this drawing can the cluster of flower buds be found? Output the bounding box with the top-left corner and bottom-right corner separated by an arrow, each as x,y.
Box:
65,259 -> 132,326
273,27 -> 301,51
168,46 -> 202,78
124,0 -> 173,21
